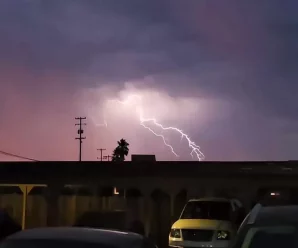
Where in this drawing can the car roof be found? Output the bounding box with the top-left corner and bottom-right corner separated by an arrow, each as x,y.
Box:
6,227 -> 144,246
247,204 -> 298,226
189,197 -> 231,202
256,205 -> 298,224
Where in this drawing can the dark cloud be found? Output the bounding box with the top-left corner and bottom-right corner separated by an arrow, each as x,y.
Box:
0,0 -> 297,160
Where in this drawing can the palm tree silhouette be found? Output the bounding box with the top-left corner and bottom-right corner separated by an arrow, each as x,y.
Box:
112,139 -> 129,161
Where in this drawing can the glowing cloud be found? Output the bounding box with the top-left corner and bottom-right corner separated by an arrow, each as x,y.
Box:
80,82 -> 210,160
104,94 -> 205,160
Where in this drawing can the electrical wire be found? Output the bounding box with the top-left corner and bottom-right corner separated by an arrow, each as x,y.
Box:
0,150 -> 38,161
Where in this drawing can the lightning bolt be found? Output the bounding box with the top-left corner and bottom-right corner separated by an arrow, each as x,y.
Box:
102,94 -> 205,161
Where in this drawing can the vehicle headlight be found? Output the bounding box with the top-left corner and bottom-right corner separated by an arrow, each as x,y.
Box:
217,230 -> 230,240
170,229 -> 181,238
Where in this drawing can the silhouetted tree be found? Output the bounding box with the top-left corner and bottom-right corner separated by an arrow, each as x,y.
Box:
112,147 -> 121,161
112,139 -> 129,161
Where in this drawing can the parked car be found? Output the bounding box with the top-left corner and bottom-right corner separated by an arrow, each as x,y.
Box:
74,211 -> 145,235
169,197 -> 245,248
74,211 -> 126,230
230,203 -> 298,248
0,227 -> 156,248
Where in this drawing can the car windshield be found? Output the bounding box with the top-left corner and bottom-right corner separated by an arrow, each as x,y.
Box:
0,239 -> 118,248
234,226 -> 298,248
180,201 -> 231,220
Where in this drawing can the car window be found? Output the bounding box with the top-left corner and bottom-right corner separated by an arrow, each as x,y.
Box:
0,239 -> 118,248
238,226 -> 298,248
180,201 -> 231,220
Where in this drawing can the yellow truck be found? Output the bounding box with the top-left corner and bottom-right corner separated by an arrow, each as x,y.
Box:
169,198 -> 244,248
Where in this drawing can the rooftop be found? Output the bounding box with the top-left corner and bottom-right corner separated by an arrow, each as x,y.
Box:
0,160 -> 296,184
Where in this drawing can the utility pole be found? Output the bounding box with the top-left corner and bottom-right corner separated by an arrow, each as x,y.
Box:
75,117 -> 86,161
97,148 -> 106,161
103,155 -> 112,161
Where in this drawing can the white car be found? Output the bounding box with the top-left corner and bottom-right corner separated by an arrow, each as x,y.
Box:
0,227 -> 157,248
169,198 -> 244,248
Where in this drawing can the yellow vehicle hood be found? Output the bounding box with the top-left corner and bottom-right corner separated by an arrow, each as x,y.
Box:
172,219 -> 232,230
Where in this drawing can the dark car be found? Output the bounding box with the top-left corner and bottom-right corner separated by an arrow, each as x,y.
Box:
74,211 -> 126,230
74,211 -> 145,235
230,203 -> 298,248
0,227 -> 156,248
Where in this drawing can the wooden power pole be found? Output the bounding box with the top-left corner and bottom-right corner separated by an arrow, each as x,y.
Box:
75,117 -> 86,161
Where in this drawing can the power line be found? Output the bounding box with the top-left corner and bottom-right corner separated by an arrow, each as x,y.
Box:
97,148 -> 106,161
75,117 -> 86,162
0,150 -> 38,161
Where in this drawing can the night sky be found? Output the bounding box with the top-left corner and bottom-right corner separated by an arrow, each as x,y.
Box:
0,0 -> 297,161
